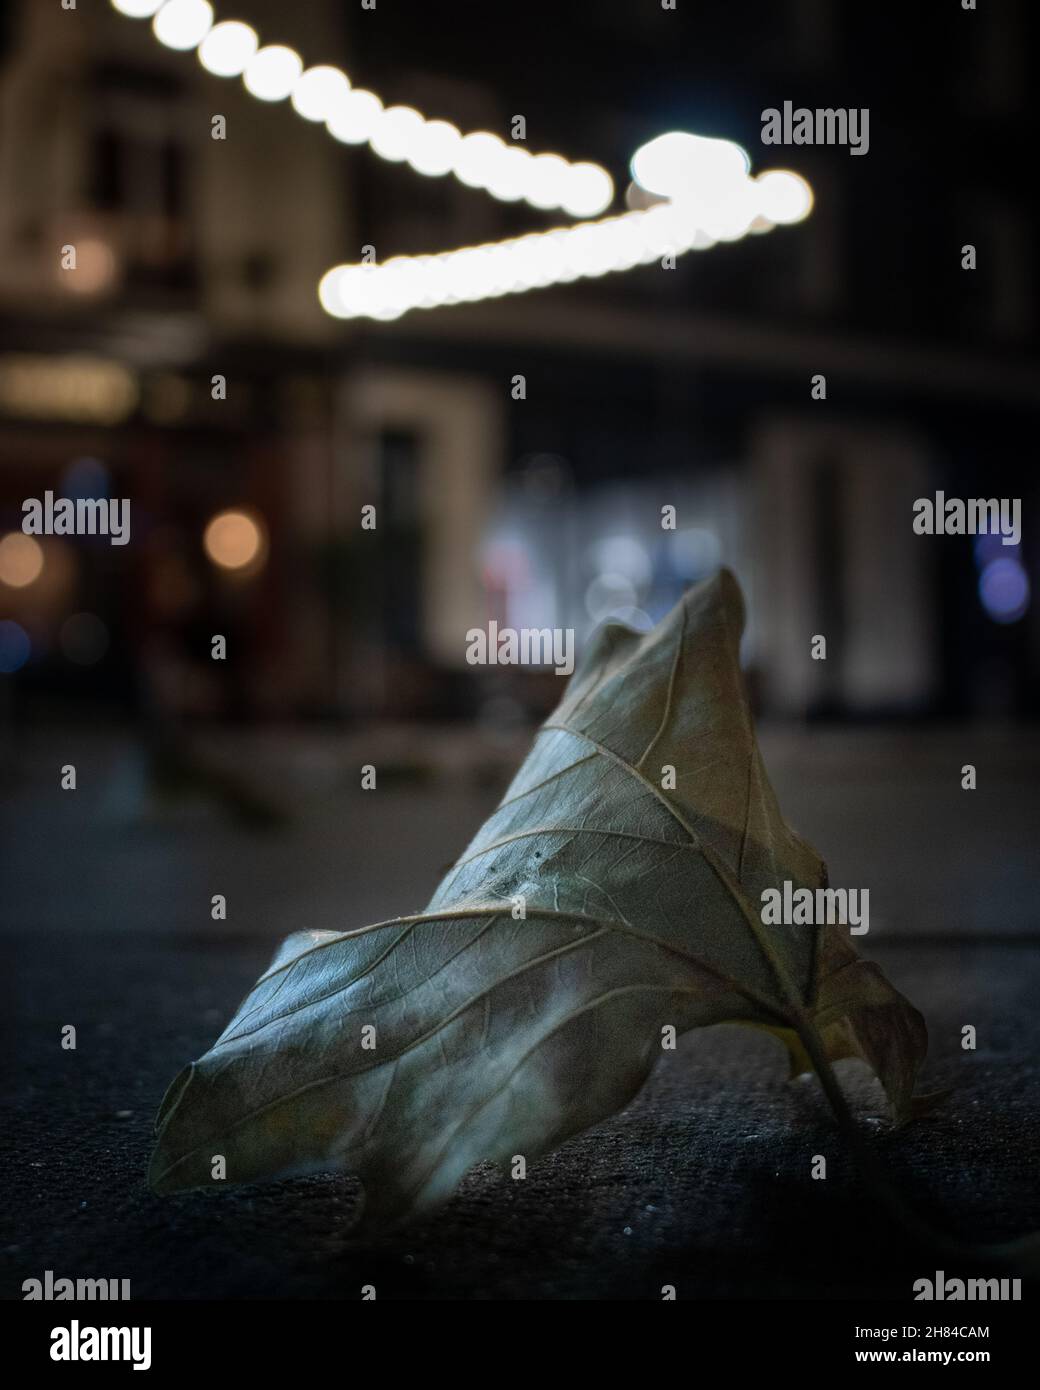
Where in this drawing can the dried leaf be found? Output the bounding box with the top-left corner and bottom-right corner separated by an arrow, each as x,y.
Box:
149,569 -> 927,1227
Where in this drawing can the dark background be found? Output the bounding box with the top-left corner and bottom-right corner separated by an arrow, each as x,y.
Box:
1,0 -> 1037,1299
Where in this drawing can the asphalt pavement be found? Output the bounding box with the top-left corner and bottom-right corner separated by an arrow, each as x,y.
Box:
2,726 -> 1037,1299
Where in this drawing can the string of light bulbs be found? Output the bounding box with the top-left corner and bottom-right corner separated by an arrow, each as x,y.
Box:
112,0 -> 814,322
111,0 -> 616,218
318,161 -> 812,322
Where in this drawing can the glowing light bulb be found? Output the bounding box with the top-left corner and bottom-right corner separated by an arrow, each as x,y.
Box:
631,131 -> 749,200
0,533 -> 44,588
486,146 -> 533,203
197,20 -> 258,77
326,89 -> 382,145
291,65 -> 350,123
526,153 -> 570,210
407,120 -> 462,177
753,169 -> 814,224
152,0 -> 213,52
370,106 -> 424,162
203,510 -> 267,572
243,45 -> 303,103
561,162 -> 614,218
453,132 -> 507,189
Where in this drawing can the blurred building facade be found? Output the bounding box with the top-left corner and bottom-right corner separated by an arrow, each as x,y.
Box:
0,0 -> 1037,725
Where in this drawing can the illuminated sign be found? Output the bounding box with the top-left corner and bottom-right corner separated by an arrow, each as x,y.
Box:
0,355 -> 139,425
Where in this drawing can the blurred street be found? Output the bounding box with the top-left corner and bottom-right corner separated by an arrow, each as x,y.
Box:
2,723 -> 1038,939
2,724 -> 1037,1299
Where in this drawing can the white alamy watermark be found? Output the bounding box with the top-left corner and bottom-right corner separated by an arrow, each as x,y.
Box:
914,1272 -> 1021,1301
761,881 -> 869,935
761,101 -> 869,156
50,1321 -> 151,1371
913,493 -> 1021,546
466,622 -> 575,675
23,1270 -> 129,1301
22,490 -> 129,545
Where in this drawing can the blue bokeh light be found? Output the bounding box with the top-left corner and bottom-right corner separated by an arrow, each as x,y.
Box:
978,558 -> 1030,625
0,619 -> 31,673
